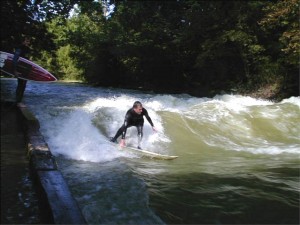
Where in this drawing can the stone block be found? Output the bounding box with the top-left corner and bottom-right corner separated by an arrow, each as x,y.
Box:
37,170 -> 87,224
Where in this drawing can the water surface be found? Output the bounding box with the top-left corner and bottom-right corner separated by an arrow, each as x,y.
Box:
2,79 -> 299,224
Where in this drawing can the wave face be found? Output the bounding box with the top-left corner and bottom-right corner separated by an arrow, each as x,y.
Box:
2,79 -> 298,224
31,90 -> 300,162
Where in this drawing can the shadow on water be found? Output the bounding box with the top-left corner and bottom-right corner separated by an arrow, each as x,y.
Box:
145,170 -> 300,224
55,157 -> 165,225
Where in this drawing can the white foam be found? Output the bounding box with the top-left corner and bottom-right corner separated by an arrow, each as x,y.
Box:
36,91 -> 299,159
281,96 -> 300,107
42,109 -> 129,162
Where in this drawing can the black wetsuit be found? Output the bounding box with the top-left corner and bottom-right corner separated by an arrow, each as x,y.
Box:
13,43 -> 30,103
111,107 -> 154,142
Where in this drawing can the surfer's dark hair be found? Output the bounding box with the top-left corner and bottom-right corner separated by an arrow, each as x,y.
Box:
133,101 -> 142,108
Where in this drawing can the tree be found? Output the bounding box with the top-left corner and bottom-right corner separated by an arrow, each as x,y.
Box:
1,0 -> 297,98
258,0 -> 299,97
260,0 -> 300,66
1,0 -> 40,51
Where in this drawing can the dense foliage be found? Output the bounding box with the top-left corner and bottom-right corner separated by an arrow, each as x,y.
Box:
1,0 -> 299,98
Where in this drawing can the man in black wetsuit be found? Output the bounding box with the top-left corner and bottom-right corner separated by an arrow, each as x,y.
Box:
13,36 -> 31,106
110,101 -> 157,149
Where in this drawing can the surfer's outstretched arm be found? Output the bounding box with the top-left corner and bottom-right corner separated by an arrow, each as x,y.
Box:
143,108 -> 157,132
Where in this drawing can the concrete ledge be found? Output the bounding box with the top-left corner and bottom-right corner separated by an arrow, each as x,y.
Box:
37,170 -> 87,224
19,106 -> 40,130
30,150 -> 58,171
16,104 -> 87,224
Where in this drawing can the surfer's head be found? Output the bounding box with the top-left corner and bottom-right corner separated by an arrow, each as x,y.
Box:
133,101 -> 143,114
23,36 -> 31,46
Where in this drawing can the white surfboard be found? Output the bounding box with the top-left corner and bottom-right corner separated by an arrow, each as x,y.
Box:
121,145 -> 178,160
109,140 -> 178,160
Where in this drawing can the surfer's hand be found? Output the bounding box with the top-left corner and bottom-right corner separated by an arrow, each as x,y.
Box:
14,71 -> 21,77
120,139 -> 126,148
152,126 -> 158,132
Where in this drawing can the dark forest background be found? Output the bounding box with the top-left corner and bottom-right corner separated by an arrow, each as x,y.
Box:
1,0 -> 299,99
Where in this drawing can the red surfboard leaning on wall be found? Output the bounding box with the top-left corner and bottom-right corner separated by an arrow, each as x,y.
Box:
0,51 -> 57,82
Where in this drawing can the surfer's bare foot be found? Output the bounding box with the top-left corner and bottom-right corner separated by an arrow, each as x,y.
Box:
17,102 -> 26,108
14,72 -> 22,78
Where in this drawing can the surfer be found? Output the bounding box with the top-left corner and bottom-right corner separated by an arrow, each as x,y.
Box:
110,101 -> 157,149
13,36 -> 31,105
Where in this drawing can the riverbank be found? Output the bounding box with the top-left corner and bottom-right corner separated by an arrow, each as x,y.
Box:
3,75 -> 297,102
89,77 -> 299,102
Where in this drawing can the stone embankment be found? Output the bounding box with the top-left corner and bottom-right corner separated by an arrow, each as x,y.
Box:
2,101 -> 86,224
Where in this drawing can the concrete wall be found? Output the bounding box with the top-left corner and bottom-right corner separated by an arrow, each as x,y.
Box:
17,104 -> 87,224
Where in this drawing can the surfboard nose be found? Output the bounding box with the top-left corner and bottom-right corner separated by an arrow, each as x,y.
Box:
0,51 -> 57,82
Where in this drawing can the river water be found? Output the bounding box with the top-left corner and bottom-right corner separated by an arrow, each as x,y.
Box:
1,79 -> 299,224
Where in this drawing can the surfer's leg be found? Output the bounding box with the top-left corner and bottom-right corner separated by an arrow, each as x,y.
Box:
16,79 -> 27,103
111,125 -> 125,142
111,124 -> 130,142
136,125 -> 143,149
